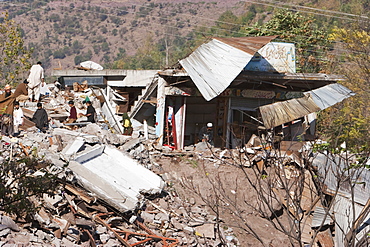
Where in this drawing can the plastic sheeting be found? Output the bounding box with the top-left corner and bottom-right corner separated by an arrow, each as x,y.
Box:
80,61 -> 103,70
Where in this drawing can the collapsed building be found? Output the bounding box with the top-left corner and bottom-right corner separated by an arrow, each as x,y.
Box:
0,36 -> 364,246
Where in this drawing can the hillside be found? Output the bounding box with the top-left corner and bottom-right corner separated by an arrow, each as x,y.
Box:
1,0 -> 369,75
1,0 -> 245,72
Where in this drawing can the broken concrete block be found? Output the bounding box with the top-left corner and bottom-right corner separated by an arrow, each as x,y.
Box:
0,228 -> 11,237
154,212 -> 169,222
69,145 -> 164,212
11,232 -> 31,243
53,128 -> 99,143
0,215 -> 20,232
121,137 -> 144,151
61,237 -> 75,247
194,223 -> 215,239
96,225 -> 107,235
61,137 -> 85,160
81,123 -> 101,136
170,218 -> 183,230
140,211 -> 155,224
105,238 -> 120,247
195,141 -> 211,151
52,238 -> 61,247
100,233 -> 110,244
183,226 -> 194,234
188,220 -> 204,227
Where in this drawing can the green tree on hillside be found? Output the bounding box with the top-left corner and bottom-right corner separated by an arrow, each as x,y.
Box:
317,26 -> 370,152
0,12 -> 32,85
242,9 -> 331,73
214,10 -> 241,37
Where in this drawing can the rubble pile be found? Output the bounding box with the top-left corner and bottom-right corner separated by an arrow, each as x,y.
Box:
0,108 -> 239,246
0,130 -> 237,246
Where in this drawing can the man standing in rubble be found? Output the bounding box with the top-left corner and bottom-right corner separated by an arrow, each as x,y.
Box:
84,101 -> 96,123
27,61 -> 44,102
32,102 -> 48,132
13,101 -> 23,136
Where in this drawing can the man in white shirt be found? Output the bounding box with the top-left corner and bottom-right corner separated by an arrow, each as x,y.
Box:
27,61 -> 44,102
13,101 -> 23,136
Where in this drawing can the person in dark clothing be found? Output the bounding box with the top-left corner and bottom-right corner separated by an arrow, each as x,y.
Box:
85,101 -> 96,123
67,100 -> 77,123
4,85 -> 12,98
32,102 -> 48,132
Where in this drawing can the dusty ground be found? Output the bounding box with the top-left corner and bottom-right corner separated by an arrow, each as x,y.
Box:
152,148 -> 293,246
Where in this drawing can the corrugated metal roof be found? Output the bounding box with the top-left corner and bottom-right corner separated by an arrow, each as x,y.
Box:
259,83 -> 354,129
333,196 -> 370,246
311,206 -> 332,227
259,94 -> 320,129
179,36 -> 277,101
304,83 -> 355,110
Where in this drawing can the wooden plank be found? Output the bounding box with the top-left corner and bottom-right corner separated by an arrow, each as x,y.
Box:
65,184 -> 94,204
316,228 -> 334,247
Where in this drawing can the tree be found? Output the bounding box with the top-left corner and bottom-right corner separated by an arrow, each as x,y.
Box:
243,9 -> 332,73
317,25 -> 370,153
0,156 -> 61,217
0,12 -> 32,85
215,10 -> 241,37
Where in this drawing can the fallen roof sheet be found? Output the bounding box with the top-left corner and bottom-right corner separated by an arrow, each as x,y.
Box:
259,94 -> 320,129
304,83 -> 355,110
333,195 -> 370,246
259,83 -> 354,129
68,145 -> 165,212
179,36 -> 277,101
314,153 -> 370,206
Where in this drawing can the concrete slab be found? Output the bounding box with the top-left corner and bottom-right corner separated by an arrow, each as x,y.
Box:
68,145 -> 165,212
53,128 -> 99,143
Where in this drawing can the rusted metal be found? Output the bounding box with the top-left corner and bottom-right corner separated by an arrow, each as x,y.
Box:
259,94 -> 320,129
214,36 -> 278,58
93,213 -> 178,247
19,143 -> 29,156
82,229 -> 97,247
93,214 -> 131,247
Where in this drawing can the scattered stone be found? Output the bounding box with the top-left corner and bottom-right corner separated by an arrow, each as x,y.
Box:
100,233 -> 110,244
96,225 -> 107,235
0,228 -> 11,237
140,211 -> 155,224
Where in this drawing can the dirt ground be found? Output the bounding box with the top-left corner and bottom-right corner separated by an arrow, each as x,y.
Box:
152,148 -> 294,246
